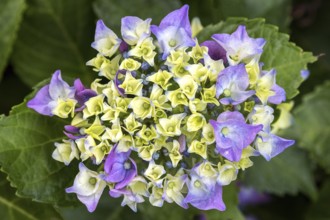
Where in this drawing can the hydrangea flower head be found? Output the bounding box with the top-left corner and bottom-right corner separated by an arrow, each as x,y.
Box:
28,4 -> 296,213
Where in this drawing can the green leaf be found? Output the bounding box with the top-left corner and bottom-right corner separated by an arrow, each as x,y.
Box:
242,147 -> 317,199
0,93 -> 78,206
243,0 -> 292,31
181,0 -> 292,31
11,0 -> 96,87
292,81 -> 330,173
93,0 -> 181,33
306,179 -> 330,220
197,18 -> 317,99
0,0 -> 25,80
0,172 -> 62,220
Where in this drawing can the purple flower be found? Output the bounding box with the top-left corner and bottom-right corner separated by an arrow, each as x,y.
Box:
255,131 -> 294,161
73,79 -> 97,107
119,41 -> 129,53
193,214 -> 207,220
121,16 -> 152,45
248,105 -> 274,133
216,64 -> 255,105
200,40 -> 227,62
212,25 -> 265,65
27,70 -> 75,116
64,125 -> 84,140
210,111 -> 262,162
238,186 -> 271,207
256,69 -> 286,104
178,134 -> 186,152
104,145 -> 137,189
151,5 -> 195,59
91,20 -> 122,57
184,169 -> 225,211
109,188 -> 144,212
66,163 -> 106,212
268,84 -> 286,104
114,70 -> 127,97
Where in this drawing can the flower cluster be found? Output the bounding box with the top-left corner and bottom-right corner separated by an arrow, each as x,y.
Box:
27,5 -> 294,212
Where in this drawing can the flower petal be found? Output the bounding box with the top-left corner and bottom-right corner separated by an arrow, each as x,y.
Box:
256,132 -> 295,161
49,70 -> 75,100
27,85 -> 54,116
201,40 -> 227,62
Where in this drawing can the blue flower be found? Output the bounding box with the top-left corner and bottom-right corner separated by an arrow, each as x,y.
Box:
215,64 -> 255,105
151,5 -> 195,59
210,111 -> 262,162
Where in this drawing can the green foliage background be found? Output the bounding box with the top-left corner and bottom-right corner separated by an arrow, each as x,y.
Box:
0,0 -> 329,219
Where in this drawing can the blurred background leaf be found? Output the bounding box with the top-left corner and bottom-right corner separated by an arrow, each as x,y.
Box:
291,0 -> 330,98
93,0 -> 181,33
0,172 -> 62,220
291,81 -> 330,174
181,0 -> 292,31
306,179 -> 330,220
242,193 -> 311,220
10,0 -> 96,87
242,147 -> 317,199
0,0 -> 25,81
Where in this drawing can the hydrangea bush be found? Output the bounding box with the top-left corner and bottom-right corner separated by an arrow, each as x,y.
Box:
27,5 -> 296,212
